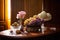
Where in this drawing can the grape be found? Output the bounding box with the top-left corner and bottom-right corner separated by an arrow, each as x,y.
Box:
26,18 -> 42,27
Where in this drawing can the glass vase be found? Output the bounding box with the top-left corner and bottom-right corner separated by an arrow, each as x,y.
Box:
18,18 -> 23,31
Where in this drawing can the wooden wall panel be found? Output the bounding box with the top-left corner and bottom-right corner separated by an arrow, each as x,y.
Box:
0,0 -> 4,22
24,0 -> 42,19
0,0 -> 6,30
11,0 -> 42,24
11,0 -> 24,24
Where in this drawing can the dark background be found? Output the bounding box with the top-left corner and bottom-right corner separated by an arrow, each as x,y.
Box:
11,0 -> 60,25
0,0 -> 60,30
44,0 -> 60,25
11,0 -> 42,24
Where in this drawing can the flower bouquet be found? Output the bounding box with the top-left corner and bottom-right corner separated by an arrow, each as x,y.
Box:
16,11 -> 26,31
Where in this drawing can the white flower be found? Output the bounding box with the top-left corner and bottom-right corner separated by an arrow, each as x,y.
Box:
38,11 -> 52,21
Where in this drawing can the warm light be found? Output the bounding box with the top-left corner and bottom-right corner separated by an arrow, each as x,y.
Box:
8,0 -> 11,20
5,0 -> 11,29
8,0 -> 11,29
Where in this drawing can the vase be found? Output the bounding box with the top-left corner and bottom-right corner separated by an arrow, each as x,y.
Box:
41,19 -> 46,34
18,18 -> 24,32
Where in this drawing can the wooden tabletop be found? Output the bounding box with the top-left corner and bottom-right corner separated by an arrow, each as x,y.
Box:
0,27 -> 58,38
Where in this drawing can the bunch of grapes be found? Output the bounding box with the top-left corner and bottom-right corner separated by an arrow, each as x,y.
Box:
26,18 -> 42,27
24,15 -> 44,32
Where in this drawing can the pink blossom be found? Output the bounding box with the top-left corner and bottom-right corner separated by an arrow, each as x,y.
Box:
16,11 -> 26,19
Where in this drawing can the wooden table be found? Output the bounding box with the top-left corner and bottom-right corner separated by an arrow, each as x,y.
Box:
0,27 -> 59,40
